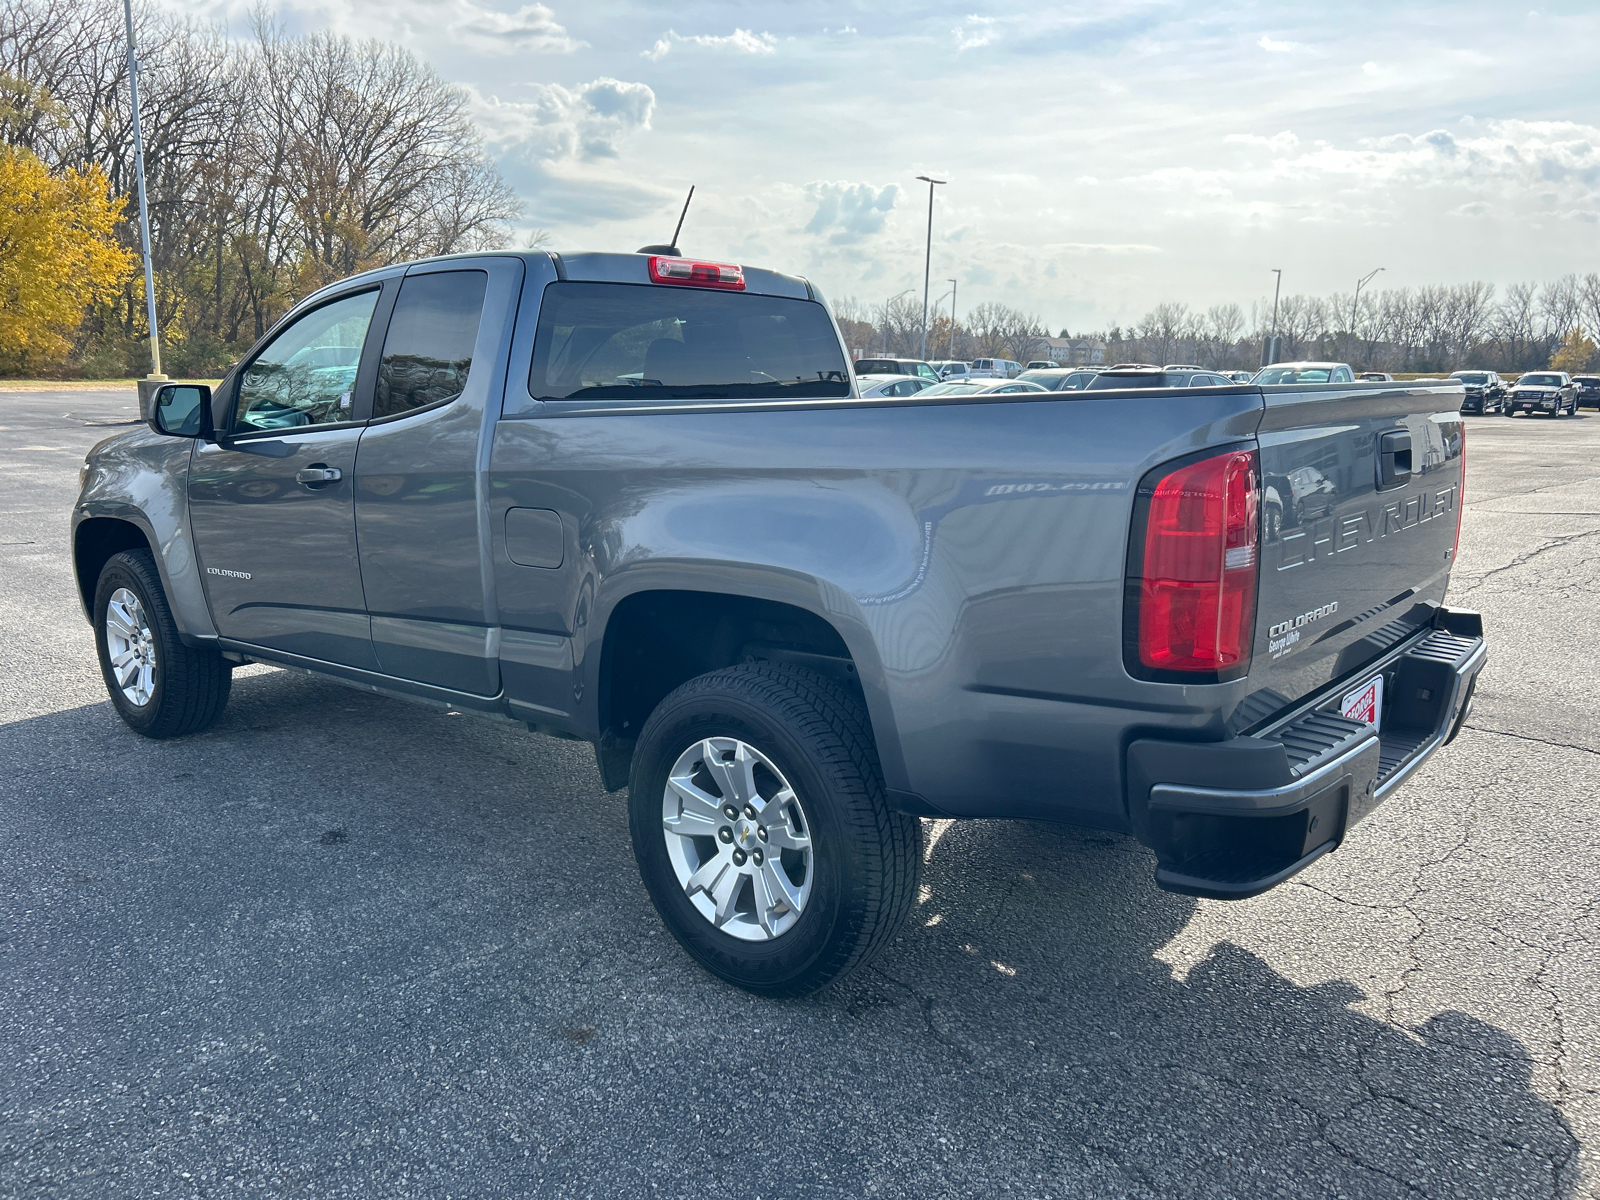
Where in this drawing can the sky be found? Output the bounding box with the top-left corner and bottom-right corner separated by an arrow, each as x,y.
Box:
166,0 -> 1600,333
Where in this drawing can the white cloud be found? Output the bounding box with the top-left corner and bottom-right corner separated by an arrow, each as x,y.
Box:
447,2 -> 581,54
1226,131 -> 1300,152
954,15 -> 998,51
470,77 -> 655,162
1258,35 -> 1296,52
1363,61 -> 1380,75
802,182 -> 899,244
642,28 -> 777,60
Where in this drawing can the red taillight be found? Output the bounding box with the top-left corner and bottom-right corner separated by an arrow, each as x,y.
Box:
648,255 -> 745,290
1137,449 -> 1259,674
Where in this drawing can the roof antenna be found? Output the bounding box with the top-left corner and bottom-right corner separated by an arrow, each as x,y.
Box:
638,185 -> 694,257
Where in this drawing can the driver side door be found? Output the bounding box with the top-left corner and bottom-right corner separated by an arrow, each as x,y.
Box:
189,281 -> 397,670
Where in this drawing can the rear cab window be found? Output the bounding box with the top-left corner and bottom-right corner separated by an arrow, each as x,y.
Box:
525,282 -> 850,407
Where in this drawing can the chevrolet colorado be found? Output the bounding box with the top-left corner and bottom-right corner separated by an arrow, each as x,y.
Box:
74,248 -> 1485,994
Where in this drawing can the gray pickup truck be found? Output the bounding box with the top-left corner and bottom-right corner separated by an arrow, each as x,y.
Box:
74,248 -> 1485,995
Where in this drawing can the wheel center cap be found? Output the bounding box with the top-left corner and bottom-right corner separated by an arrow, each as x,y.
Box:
734,820 -> 757,848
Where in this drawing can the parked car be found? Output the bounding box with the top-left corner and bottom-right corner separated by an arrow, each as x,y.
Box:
1086,367 -> 1234,389
1017,367 -> 1101,391
1505,371 -> 1577,417
1448,370 -> 1506,415
853,357 -> 941,383
931,360 -> 971,381
1226,371 -> 1256,383
855,374 -> 936,399
1360,372 -> 1394,382
1570,374 -> 1600,409
1253,362 -> 1356,384
969,358 -> 1022,379
915,379 -> 1049,396
79,246 -> 1483,997
1025,360 -> 1060,370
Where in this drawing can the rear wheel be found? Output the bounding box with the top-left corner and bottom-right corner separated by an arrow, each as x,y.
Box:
94,550 -> 231,738
628,664 -> 920,996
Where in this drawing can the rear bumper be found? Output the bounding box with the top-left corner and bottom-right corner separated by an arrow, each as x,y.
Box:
1126,608 -> 1486,900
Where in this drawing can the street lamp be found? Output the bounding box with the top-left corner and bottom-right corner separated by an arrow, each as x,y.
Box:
929,287 -> 954,364
1265,268 -> 1283,367
946,277 -> 958,358
1351,267 -> 1384,363
879,289 -> 912,356
916,175 -> 946,361
122,0 -> 163,382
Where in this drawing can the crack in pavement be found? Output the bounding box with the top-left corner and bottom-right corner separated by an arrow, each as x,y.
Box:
1464,726 -> 1600,758
1451,527 -> 1600,600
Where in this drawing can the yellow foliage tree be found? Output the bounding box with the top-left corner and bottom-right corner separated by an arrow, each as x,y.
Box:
1551,327 -> 1599,374
0,146 -> 134,368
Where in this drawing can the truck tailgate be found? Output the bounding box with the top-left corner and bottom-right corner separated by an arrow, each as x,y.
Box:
1241,382 -> 1465,728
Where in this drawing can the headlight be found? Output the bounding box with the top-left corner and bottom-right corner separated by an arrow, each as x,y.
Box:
79,461 -> 90,489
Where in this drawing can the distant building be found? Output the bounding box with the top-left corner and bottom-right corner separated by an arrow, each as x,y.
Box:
1038,337 -> 1105,365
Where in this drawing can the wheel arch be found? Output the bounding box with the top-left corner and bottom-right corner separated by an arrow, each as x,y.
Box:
73,516 -> 157,620
588,581 -> 906,797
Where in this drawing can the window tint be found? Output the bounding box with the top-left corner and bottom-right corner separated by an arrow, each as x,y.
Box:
235,290 -> 379,433
854,359 -> 901,374
917,363 -> 939,380
375,271 -> 487,419
527,282 -> 849,403
1453,373 -> 1489,383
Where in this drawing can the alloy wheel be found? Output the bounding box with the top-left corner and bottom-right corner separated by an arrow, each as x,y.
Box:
661,737 -> 814,941
105,587 -> 157,707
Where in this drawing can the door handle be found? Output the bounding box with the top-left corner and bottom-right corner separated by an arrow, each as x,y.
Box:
296,466 -> 342,486
1377,431 -> 1411,490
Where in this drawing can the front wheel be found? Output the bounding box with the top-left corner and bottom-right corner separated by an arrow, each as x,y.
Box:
628,665 -> 920,996
94,549 -> 231,738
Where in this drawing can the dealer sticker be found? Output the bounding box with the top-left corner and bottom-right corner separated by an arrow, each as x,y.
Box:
1341,675 -> 1384,727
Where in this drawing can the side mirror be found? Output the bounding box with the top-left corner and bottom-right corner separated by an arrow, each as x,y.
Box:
148,384 -> 212,438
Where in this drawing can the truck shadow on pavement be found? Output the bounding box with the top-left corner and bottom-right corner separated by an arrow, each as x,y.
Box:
0,666 -> 1580,1200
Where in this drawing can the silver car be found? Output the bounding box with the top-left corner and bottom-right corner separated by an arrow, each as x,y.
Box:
855,374 -> 936,399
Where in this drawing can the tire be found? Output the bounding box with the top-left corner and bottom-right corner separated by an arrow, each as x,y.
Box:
94,549 -> 231,738
628,664 -> 920,996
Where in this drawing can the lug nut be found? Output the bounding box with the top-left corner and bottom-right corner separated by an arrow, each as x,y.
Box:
722,804 -> 739,820
743,804 -> 758,820
757,826 -> 768,842
731,849 -> 747,866
718,827 -> 733,844
752,850 -> 764,866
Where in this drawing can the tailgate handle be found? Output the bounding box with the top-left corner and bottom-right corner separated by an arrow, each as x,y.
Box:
1377,430 -> 1411,490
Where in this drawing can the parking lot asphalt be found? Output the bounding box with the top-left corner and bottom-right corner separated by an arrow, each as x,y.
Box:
1,388 -> 1597,1200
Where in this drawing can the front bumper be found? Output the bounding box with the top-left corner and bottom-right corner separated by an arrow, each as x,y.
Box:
1126,608 -> 1486,900
1511,396 -> 1555,412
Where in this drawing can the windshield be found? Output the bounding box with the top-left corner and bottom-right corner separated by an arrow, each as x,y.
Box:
1520,374 -> 1562,387
917,382 -> 982,395
527,282 -> 850,402
1085,372 -> 1182,389
1452,373 -> 1489,384
1017,370 -> 1064,387
853,359 -> 904,374
1255,367 -> 1332,384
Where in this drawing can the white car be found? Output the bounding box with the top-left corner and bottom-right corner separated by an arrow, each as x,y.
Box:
916,379 -> 1049,397
1253,361 -> 1355,385
932,360 -> 972,381
969,358 -> 1023,379
855,374 -> 937,399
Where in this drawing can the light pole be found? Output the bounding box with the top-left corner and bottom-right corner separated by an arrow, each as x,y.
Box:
929,287 -> 954,364
916,175 -> 945,361
1351,267 -> 1384,364
879,289 -> 911,356
1265,268 -> 1283,366
946,277 -> 958,358
122,0 -> 163,381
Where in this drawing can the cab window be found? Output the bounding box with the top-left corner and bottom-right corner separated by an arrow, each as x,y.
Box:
235,290 -> 379,433
374,270 -> 488,419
